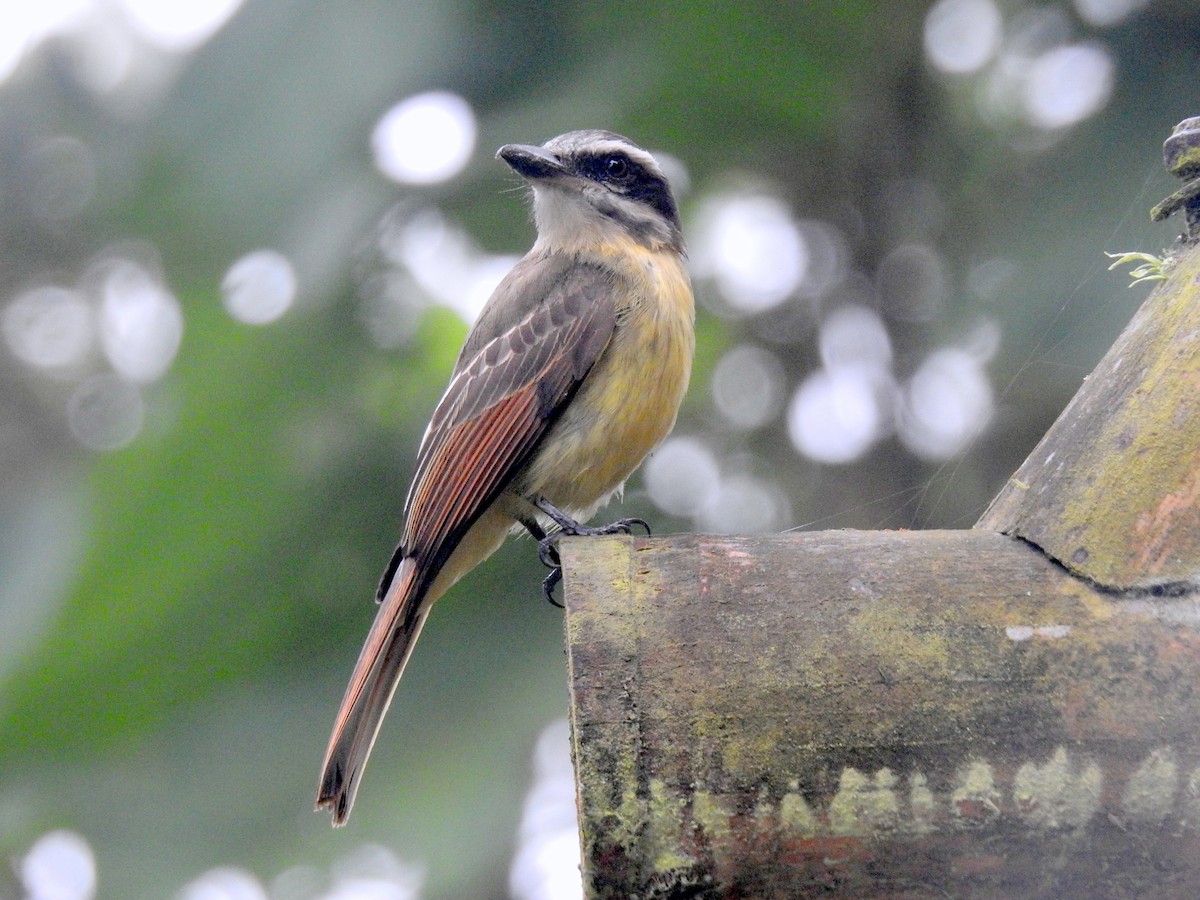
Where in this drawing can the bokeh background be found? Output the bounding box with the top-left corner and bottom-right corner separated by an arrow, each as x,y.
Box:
1,1 -> 1196,897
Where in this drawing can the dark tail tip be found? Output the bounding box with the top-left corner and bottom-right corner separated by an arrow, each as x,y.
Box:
316,762 -> 353,827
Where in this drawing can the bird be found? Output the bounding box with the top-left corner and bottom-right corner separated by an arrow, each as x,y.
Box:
316,129 -> 695,825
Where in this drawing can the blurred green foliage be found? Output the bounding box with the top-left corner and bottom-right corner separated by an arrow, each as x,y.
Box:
0,1 -> 1196,897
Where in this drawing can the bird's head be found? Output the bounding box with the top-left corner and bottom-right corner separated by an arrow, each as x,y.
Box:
497,130 -> 683,253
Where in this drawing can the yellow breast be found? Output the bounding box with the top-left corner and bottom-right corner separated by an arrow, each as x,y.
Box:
520,239 -> 695,517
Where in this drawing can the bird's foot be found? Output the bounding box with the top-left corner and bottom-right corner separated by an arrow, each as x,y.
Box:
532,497 -> 652,607
540,566 -> 565,608
534,495 -> 652,539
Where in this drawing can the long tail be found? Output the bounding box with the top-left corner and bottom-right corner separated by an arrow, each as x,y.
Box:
316,557 -> 428,826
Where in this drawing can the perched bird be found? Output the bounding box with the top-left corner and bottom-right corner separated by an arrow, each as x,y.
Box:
316,130 -> 695,825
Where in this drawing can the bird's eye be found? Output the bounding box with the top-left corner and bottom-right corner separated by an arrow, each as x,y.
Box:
604,156 -> 630,180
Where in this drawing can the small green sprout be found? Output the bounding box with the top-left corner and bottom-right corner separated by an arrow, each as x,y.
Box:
1104,251 -> 1170,287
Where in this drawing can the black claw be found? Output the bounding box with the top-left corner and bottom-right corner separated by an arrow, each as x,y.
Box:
528,497 -> 653,610
606,516 -> 651,537
542,567 -> 564,608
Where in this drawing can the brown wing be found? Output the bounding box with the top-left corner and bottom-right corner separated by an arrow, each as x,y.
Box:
377,255 -> 617,620
318,255 -> 617,824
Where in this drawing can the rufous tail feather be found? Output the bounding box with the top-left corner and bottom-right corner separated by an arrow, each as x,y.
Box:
316,558 -> 428,826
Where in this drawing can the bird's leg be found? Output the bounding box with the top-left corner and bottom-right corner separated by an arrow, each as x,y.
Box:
516,513 -> 565,608
527,497 -> 652,607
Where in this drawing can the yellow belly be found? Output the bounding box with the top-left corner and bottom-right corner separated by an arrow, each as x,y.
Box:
516,242 -> 694,518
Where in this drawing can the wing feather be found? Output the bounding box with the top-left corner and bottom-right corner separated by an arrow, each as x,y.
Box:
381,258 -> 617,615
322,245 -> 622,825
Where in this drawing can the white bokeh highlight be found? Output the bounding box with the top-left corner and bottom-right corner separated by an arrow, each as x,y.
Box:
99,259 -> 183,383
897,347 -> 994,460
176,866 -> 266,900
1022,43 -> 1114,130
693,194 -> 807,313
644,437 -> 721,516
221,249 -> 297,325
3,285 -> 94,371
510,719 -> 584,900
1073,0 -> 1150,27
325,844 -> 425,900
0,0 -> 242,89
818,305 -> 892,372
118,0 -> 244,52
787,301 -> 995,464
0,1 -> 91,86
711,343 -> 785,430
20,830 -> 96,900
372,92 -> 476,185
787,305 -> 897,465
379,206 -> 517,325
696,472 -> 789,534
788,366 -> 892,465
63,12 -> 137,94
924,0 -> 1003,74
